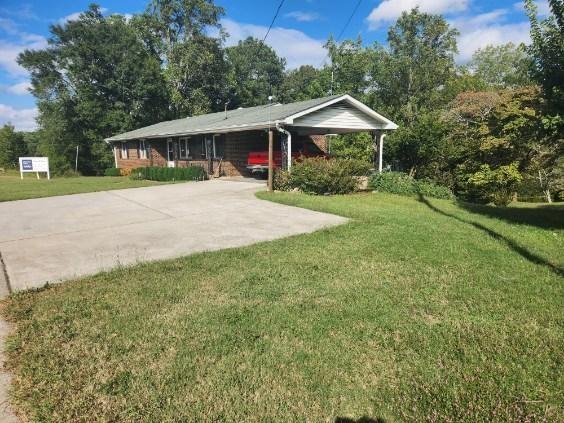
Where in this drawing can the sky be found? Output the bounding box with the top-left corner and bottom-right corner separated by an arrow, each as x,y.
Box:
0,0 -> 551,131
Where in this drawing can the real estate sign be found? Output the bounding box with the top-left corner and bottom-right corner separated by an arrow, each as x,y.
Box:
19,157 -> 50,180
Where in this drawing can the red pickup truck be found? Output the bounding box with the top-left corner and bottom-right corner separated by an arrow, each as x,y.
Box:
247,140 -> 328,174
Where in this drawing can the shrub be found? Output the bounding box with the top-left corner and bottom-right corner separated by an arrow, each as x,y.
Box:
130,166 -> 207,182
104,168 -> 122,176
467,163 -> 522,206
280,157 -> 370,195
369,172 -> 454,200
273,169 -> 292,191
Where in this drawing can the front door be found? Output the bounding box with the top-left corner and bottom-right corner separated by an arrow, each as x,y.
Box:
167,139 -> 176,167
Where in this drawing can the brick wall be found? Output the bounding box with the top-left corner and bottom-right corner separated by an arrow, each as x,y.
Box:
113,130 -> 323,176
115,141 -> 150,169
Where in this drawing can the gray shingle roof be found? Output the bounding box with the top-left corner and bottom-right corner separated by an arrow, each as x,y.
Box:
106,95 -> 343,142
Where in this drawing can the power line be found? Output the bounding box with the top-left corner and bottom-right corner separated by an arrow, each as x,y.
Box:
263,0 -> 286,42
319,0 -> 363,68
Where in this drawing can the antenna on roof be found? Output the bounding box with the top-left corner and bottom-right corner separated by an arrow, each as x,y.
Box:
224,100 -> 230,120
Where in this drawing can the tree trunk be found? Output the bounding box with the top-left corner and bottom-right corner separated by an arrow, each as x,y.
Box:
408,166 -> 416,177
544,189 -> 553,203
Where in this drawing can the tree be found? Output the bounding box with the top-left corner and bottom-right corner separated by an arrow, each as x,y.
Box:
279,65 -> 327,103
384,111 -> 452,181
146,0 -> 225,57
165,35 -> 229,116
329,132 -> 373,163
0,124 -> 27,168
225,37 -> 286,107
469,43 -> 532,88
374,8 -> 459,121
324,36 -> 373,99
525,0 -> 564,103
467,163 -> 523,206
18,5 -> 169,174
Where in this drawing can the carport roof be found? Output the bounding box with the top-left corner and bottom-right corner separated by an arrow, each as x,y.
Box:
105,94 -> 397,142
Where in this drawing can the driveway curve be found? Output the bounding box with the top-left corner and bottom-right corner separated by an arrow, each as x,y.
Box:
0,180 -> 346,293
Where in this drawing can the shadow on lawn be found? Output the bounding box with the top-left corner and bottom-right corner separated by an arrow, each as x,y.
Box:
457,201 -> 564,230
417,194 -> 564,277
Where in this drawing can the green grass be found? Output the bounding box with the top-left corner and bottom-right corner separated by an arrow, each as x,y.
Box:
2,192 -> 563,421
0,171 -> 168,202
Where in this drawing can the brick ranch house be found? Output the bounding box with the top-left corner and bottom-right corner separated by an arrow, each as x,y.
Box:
105,94 -> 398,177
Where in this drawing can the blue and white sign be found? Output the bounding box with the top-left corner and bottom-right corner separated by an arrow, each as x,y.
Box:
18,157 -> 50,180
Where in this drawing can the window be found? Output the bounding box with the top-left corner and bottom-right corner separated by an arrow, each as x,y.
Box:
121,143 -> 128,159
138,140 -> 149,159
179,137 -> 190,159
213,135 -> 224,159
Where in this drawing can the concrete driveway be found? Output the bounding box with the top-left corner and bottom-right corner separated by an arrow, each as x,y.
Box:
0,180 -> 346,293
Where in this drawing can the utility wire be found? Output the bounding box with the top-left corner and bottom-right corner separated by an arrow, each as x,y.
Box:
263,0 -> 286,42
319,0 -> 363,68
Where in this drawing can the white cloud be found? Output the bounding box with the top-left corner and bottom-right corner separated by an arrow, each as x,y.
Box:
1,81 -> 31,95
58,7 -> 108,25
513,0 -> 551,17
0,104 -> 38,131
58,12 -> 81,25
457,22 -> 530,62
0,35 -> 47,76
451,11 -> 531,62
367,0 -> 469,28
220,18 -> 326,69
284,11 -> 321,22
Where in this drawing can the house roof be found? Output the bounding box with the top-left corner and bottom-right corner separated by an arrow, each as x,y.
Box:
105,94 -> 398,142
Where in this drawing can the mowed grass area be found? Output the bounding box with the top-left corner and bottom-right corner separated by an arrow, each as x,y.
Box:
0,171 -> 167,202
2,192 -> 563,421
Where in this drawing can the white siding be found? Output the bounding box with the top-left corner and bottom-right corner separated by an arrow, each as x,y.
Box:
292,102 -> 384,129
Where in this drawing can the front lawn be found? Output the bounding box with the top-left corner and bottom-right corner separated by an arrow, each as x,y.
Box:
0,171 -> 167,202
2,193 -> 562,421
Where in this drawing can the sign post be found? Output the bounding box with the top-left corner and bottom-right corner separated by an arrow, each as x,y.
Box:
19,157 -> 50,180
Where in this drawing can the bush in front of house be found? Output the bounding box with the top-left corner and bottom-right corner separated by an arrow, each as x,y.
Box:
104,168 -> 122,176
130,166 -> 207,182
369,172 -> 454,200
277,157 -> 371,195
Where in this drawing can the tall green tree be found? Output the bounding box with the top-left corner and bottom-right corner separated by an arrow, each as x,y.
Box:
525,0 -> 564,103
145,0 -> 226,117
18,5 -> 169,174
165,35 -> 229,116
469,43 -> 533,89
225,37 -> 286,107
324,36 -> 373,99
0,124 -> 27,168
374,7 -> 459,121
146,0 -> 224,55
279,65 -> 327,103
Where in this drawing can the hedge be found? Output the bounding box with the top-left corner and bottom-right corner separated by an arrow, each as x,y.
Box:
129,166 -> 207,181
369,172 -> 454,200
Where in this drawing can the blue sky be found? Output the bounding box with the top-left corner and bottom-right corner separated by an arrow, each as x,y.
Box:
0,0 -> 551,131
